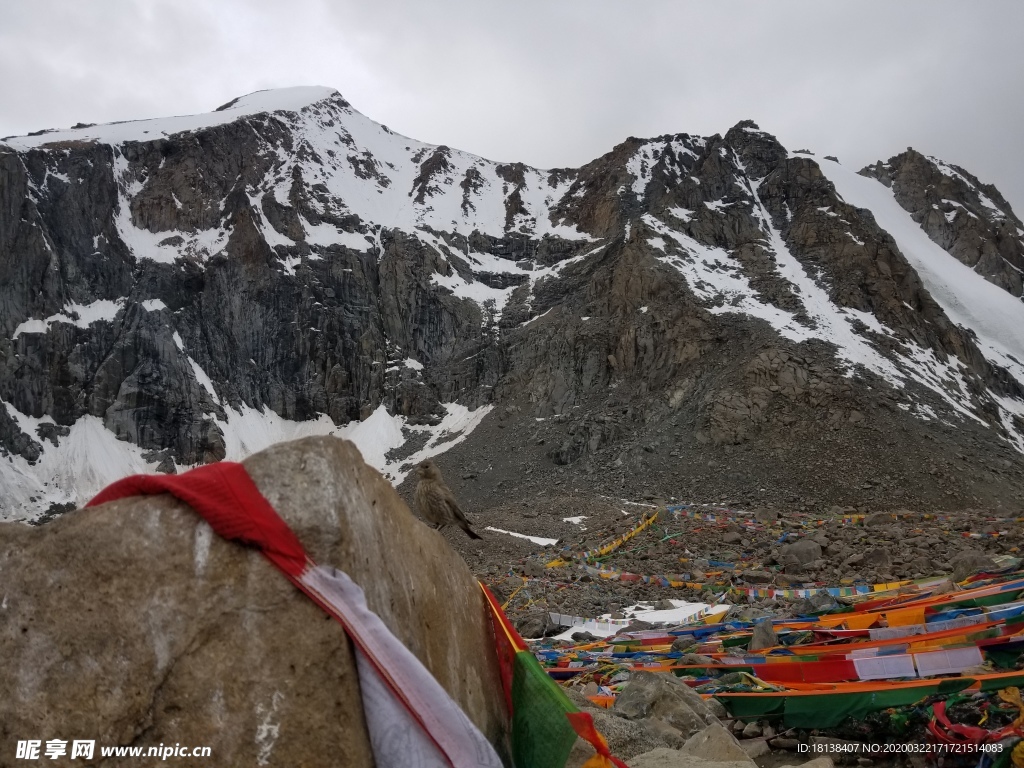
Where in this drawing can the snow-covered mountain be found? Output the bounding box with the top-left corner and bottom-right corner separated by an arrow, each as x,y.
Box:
2,88 -> 1023,521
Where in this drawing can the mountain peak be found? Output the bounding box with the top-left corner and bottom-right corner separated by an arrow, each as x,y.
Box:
2,85 -> 343,151
212,86 -> 344,113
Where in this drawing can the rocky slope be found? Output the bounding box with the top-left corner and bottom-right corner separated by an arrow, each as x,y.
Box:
2,88 -> 1023,521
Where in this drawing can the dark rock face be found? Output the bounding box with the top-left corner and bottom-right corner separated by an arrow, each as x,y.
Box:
2,92 -> 1023,520
861,149 -> 1024,299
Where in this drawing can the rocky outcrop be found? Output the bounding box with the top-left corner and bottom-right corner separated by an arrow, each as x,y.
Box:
612,671 -> 721,739
861,150 -> 1024,298
0,436 -> 508,766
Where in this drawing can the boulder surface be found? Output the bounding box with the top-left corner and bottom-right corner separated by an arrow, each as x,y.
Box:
0,436 -> 508,767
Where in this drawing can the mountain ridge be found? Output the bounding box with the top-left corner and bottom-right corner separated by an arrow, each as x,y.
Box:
2,87 -> 1023,521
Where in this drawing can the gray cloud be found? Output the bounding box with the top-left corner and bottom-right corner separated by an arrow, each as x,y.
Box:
2,0 -> 1022,212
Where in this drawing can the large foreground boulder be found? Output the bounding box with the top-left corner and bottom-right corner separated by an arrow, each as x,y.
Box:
0,437 -> 508,767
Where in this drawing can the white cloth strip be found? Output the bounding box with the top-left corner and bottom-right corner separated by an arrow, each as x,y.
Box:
914,646 -> 984,677
354,651 -> 449,768
868,625 -> 925,640
852,654 -> 918,681
847,647 -> 883,658
868,613 -> 990,640
300,566 -> 502,768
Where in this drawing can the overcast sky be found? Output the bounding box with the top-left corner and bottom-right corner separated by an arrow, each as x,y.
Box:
2,1 -> 1022,213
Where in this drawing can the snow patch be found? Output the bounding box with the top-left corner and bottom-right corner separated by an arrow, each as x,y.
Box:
0,403 -> 160,521
12,298 -> 125,339
217,404 -> 339,461
6,87 -> 340,150
188,358 -> 221,404
484,527 -> 559,546
302,221 -> 372,251
704,199 -> 733,212
385,403 -> 494,483
626,142 -> 659,196
520,306 -> 554,327
431,269 -> 516,316
334,404 -> 405,470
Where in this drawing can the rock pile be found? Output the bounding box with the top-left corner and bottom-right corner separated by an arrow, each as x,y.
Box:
563,672 -> 836,768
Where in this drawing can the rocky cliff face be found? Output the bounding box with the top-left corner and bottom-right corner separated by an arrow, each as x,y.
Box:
861,149 -> 1024,298
2,89 -> 1023,520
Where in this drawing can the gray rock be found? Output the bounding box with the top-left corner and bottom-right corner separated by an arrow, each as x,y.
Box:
678,653 -> 718,666
951,550 -> 998,581
613,671 -> 721,740
861,547 -> 891,568
565,710 -> 679,764
672,635 -> 700,653
680,722 -> 754,763
754,509 -> 780,524
779,539 -> 823,569
748,620 -> 778,651
522,559 -> 545,577
741,739 -> 770,758
705,698 -> 729,720
516,610 -> 557,639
